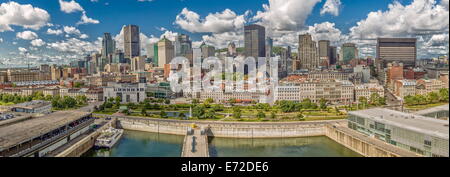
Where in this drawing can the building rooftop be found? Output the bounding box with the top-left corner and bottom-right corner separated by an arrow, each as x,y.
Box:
349,108 -> 449,140
0,111 -> 91,151
414,104 -> 449,116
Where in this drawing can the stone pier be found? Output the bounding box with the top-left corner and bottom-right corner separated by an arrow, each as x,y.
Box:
181,128 -> 209,157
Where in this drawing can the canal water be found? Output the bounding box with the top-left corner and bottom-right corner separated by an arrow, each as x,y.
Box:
84,130 -> 361,157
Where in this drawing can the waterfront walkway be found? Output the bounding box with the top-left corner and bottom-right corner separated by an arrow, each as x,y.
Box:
181,128 -> 209,157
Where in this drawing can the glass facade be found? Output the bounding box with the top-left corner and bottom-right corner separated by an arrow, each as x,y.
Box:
348,114 -> 449,157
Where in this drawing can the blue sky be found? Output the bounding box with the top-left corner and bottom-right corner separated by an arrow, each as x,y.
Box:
0,0 -> 448,67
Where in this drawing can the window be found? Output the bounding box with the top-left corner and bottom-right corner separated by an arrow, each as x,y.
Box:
424,140 -> 432,146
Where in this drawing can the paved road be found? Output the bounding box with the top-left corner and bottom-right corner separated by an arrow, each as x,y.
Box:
77,102 -> 103,112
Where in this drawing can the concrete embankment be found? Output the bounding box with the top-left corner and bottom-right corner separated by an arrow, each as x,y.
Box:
114,115 -> 344,138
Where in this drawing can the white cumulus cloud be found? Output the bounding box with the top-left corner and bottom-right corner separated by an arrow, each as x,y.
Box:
175,8 -> 248,33
59,0 -> 84,13
31,39 -> 46,47
47,28 -> 63,35
77,11 -> 100,25
252,0 -> 321,31
320,0 -> 342,16
0,1 -> 50,32
16,31 -> 38,40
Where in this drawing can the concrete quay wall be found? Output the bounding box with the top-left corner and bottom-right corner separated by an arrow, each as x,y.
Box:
116,116 -> 345,138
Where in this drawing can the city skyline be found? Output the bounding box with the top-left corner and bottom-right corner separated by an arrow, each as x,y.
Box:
0,0 -> 449,67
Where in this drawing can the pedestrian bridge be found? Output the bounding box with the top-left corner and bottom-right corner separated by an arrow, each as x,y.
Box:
181,126 -> 209,157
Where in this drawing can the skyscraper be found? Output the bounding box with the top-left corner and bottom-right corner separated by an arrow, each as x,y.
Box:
174,34 -> 192,57
131,56 -> 146,72
200,42 -> 215,58
157,36 -> 174,67
123,25 -> 140,59
266,37 -> 273,58
341,43 -> 358,64
318,40 -> 330,67
377,38 -> 417,68
244,24 -> 266,58
329,46 -> 337,65
102,32 -> 115,60
297,33 -> 318,70
227,42 -> 237,57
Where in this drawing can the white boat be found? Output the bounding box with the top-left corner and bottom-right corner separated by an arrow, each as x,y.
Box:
95,127 -> 124,149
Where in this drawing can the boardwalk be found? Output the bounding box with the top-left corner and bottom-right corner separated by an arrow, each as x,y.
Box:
181,128 -> 209,157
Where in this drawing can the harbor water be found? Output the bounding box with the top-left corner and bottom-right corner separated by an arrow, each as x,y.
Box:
84,130 -> 361,157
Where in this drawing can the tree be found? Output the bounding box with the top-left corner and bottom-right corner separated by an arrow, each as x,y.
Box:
192,105 -> 206,119
164,99 -> 171,104
297,112 -> 305,121
205,98 -> 214,104
178,112 -> 186,119
439,88 -> 449,102
192,99 -> 200,104
358,97 -> 368,109
369,93 -> 381,106
160,111 -> 168,118
232,107 -> 242,119
270,111 -> 277,119
115,96 -> 121,105
141,108 -> 148,116
212,104 -> 224,112
427,92 -> 439,104
256,110 -> 266,119
319,98 -> 328,110
204,109 -> 216,119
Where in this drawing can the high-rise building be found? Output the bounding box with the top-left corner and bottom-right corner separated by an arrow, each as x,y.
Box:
329,46 -> 337,65
341,43 -> 358,64
227,42 -> 237,57
297,33 -> 319,70
318,40 -> 330,67
131,56 -> 146,72
153,43 -> 159,67
174,34 -> 192,57
146,43 -> 155,60
200,42 -> 215,58
123,25 -> 140,59
102,33 -> 115,61
157,36 -> 174,67
266,37 -> 273,58
112,49 -> 125,64
244,24 -> 266,58
377,38 -> 417,68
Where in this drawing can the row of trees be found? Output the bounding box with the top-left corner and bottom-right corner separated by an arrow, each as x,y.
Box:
0,92 -> 87,109
404,88 -> 449,106
357,93 -> 386,109
275,99 -> 321,113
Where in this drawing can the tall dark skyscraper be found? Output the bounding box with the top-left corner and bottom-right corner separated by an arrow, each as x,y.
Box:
244,24 -> 266,58
377,38 -> 417,68
102,32 -> 115,63
123,25 -> 140,59
329,46 -> 337,65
